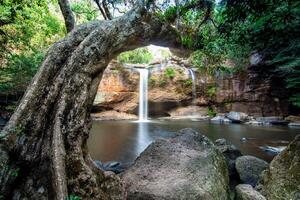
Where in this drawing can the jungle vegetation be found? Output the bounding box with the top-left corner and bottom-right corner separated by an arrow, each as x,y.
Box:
0,0 -> 299,106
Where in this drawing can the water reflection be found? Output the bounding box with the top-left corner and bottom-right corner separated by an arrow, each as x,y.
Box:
88,120 -> 299,164
136,122 -> 151,154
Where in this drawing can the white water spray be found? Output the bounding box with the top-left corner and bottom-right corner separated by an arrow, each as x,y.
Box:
137,68 -> 149,122
188,68 -> 196,100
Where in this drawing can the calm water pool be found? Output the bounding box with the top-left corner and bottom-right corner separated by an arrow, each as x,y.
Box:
88,120 -> 299,165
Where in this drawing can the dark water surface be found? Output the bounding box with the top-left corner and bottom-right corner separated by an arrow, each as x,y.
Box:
88,120 -> 299,165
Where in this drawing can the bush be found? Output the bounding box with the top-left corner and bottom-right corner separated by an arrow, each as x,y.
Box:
164,68 -> 175,79
207,106 -> 217,117
206,86 -> 217,97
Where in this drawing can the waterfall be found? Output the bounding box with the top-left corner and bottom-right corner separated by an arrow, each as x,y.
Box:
137,68 -> 149,122
188,68 -> 196,100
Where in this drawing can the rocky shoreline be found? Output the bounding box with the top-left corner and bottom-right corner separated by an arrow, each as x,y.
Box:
97,128 -> 299,199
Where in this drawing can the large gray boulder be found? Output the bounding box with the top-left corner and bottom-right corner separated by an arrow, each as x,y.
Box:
261,135 -> 300,200
226,111 -> 249,123
122,128 -> 230,200
235,184 -> 266,200
236,156 -> 268,187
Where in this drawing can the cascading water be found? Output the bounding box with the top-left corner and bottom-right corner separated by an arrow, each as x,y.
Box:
137,68 -> 149,122
188,68 -> 197,117
188,68 -> 196,101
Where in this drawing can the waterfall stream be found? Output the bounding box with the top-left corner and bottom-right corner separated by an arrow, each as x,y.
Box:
137,68 -> 149,122
188,68 -> 196,101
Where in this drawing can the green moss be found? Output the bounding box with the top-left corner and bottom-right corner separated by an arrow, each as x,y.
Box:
158,78 -> 167,87
183,79 -> 193,87
149,77 -> 157,87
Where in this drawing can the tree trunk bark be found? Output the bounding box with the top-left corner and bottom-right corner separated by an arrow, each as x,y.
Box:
0,7 -> 177,200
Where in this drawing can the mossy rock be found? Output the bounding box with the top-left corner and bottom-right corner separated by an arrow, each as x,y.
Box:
261,135 -> 300,200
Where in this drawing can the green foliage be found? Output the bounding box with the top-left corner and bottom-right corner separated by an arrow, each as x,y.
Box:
164,68 -> 175,79
117,48 -> 153,64
12,167 -> 20,177
218,0 -> 300,107
207,106 -> 217,117
0,52 -> 44,95
67,195 -> 81,200
149,77 -> 157,87
158,78 -> 167,87
183,79 -> 193,87
162,6 -> 177,22
206,85 -> 217,97
0,0 -> 64,96
71,1 -> 99,23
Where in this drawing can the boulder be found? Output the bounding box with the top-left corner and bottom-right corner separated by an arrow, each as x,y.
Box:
226,111 -> 249,123
259,146 -> 286,155
211,116 -> 231,123
122,128 -> 230,200
235,184 -> 266,200
285,115 -> 300,122
235,156 -> 268,187
261,135 -> 300,200
94,160 -> 125,174
215,138 -> 242,179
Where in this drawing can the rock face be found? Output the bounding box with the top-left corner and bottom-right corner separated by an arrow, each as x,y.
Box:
91,111 -> 138,120
261,135 -> 300,200
235,184 -> 266,200
235,156 -> 268,187
167,106 -> 208,118
122,128 -> 230,200
93,52 -> 291,119
93,60 -> 196,118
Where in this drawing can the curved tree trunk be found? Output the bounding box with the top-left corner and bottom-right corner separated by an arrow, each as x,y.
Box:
0,7 -> 177,200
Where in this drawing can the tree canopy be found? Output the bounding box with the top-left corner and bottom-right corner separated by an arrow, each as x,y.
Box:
0,0 -> 299,106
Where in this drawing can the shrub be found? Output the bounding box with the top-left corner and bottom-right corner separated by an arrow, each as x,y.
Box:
207,106 -> 217,117
164,68 -> 175,79
206,86 -> 217,97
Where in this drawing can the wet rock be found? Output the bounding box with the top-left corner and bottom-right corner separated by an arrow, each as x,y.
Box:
215,138 -> 242,179
259,146 -> 286,155
122,128 -> 230,200
211,115 -> 231,123
269,120 -> 289,126
288,122 -> 300,127
226,111 -> 249,123
235,184 -> 266,200
255,116 -> 282,125
245,120 -> 263,126
236,156 -> 268,187
284,115 -> 300,122
261,135 -> 300,200
94,160 -> 125,174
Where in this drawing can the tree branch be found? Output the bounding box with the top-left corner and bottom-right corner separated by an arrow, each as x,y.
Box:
102,0 -> 113,20
58,0 -> 75,32
94,0 -> 108,20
